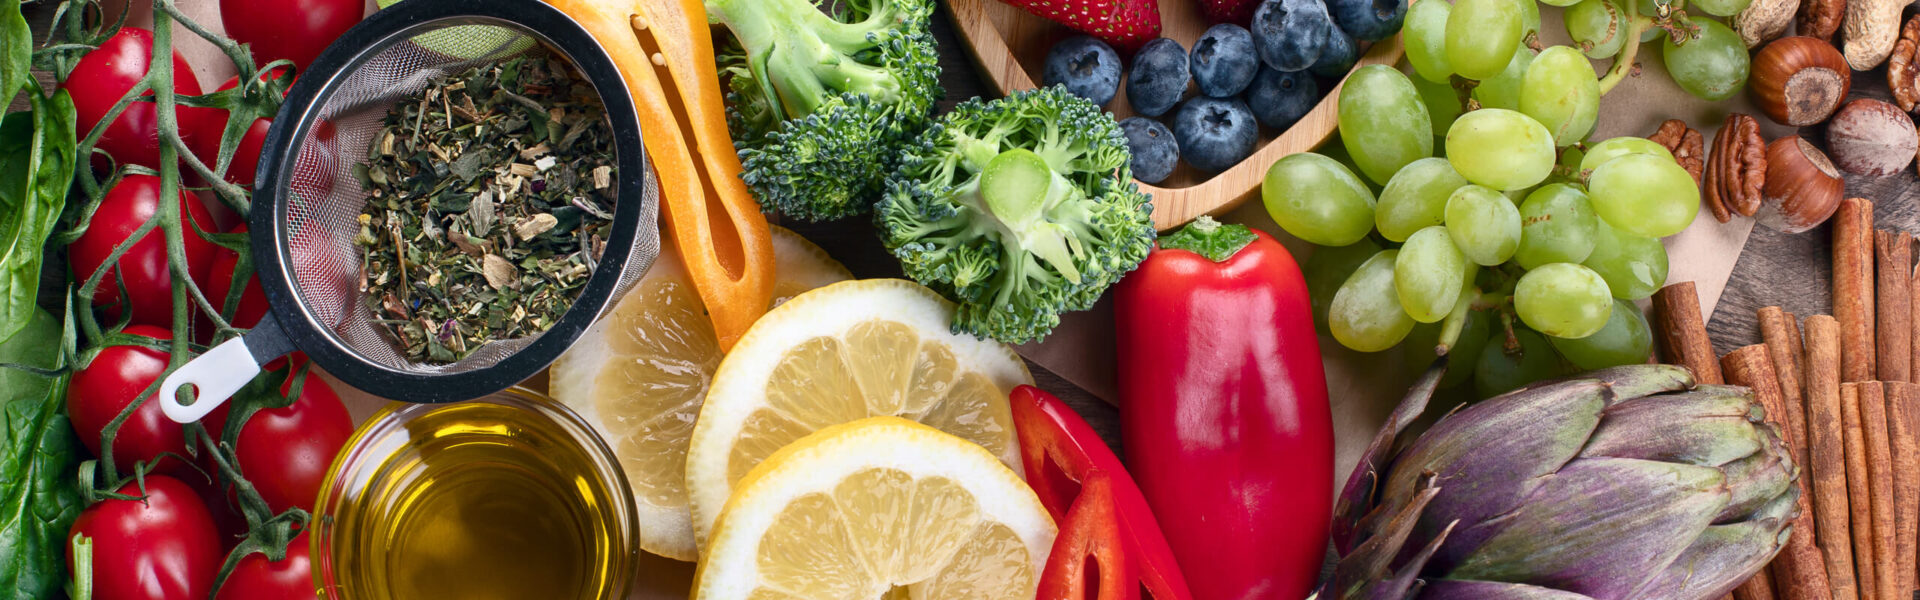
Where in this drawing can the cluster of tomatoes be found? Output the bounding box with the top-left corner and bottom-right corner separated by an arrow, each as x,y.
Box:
57,0 -> 362,598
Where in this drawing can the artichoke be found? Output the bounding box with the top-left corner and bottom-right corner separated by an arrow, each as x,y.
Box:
1324,364 -> 1797,600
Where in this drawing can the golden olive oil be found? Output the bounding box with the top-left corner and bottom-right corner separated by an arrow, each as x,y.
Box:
315,392 -> 635,600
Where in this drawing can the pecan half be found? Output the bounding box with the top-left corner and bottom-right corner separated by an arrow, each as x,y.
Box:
1650,119 -> 1706,184
1890,14 -> 1920,111
1704,113 -> 1768,222
1799,0 -> 1845,42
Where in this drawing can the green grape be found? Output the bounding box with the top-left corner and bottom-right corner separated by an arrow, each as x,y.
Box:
1339,66 -> 1435,184
1662,19 -> 1751,101
1377,157 -> 1470,241
1445,185 -> 1522,265
1331,250 -> 1418,352
1587,152 -> 1701,238
1262,153 -> 1378,246
1520,0 -> 1543,35
1445,108 -> 1556,191
1410,75 -> 1464,138
1579,137 -> 1674,173
1405,0 -> 1455,82
1446,0 -> 1526,80
1306,239 -> 1385,329
1403,302 -> 1491,388
1396,227 -> 1470,322
1514,183 -> 1599,269
1519,46 -> 1600,146
1317,136 -> 1384,194
1472,47 -> 1535,111
1564,0 -> 1629,58
1690,0 -> 1752,17
1476,327 -> 1563,398
1514,262 -> 1614,338
1582,219 -> 1669,299
1542,0 -> 1580,9
1549,299 -> 1654,369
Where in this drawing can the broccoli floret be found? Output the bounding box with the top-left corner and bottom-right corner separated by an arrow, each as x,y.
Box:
877,86 -> 1156,344
708,0 -> 943,221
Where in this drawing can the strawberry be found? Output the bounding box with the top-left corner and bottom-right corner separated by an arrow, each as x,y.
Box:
1002,0 -> 1162,52
1198,0 -> 1262,23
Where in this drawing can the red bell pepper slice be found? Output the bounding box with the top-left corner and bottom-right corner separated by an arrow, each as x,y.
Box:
1038,469 -> 1136,600
1011,385 -> 1193,600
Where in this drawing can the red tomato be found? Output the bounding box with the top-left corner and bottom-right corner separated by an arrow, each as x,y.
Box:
67,325 -> 190,474
190,75 -> 277,187
220,0 -> 362,72
205,224 -> 270,330
204,362 -> 352,514
69,476 -> 222,600
186,472 -> 248,552
64,27 -> 210,169
214,531 -> 314,600
68,174 -> 220,328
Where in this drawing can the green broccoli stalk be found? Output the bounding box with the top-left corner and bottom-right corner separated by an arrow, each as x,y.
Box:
708,0 -> 942,222
878,87 -> 1156,344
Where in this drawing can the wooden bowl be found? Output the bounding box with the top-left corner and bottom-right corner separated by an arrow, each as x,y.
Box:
946,0 -> 1405,231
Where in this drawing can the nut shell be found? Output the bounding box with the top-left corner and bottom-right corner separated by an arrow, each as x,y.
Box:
1757,136 -> 1844,233
1750,37 -> 1851,126
1826,98 -> 1920,177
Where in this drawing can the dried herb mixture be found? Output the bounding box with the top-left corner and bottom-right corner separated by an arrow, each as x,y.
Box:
356,53 -> 616,363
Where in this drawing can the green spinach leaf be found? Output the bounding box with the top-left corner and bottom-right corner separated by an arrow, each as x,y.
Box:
0,84 -> 76,343
0,0 -> 27,107
0,308 -> 81,600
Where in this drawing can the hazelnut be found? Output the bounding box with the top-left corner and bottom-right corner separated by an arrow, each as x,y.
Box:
1827,98 -> 1920,176
1757,136 -> 1844,233
1750,37 -> 1851,126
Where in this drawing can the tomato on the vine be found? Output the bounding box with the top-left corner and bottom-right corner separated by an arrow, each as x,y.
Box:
205,360 -> 352,514
214,531 -> 314,600
64,27 -> 210,170
69,476 -> 223,600
189,75 -> 278,187
68,174 -> 220,328
205,224 -> 270,330
67,325 -> 193,474
219,0 -> 363,72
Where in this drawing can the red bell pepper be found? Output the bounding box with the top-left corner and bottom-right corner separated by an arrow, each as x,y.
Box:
1037,469 -> 1136,600
1011,386 -> 1192,600
1113,216 -> 1335,600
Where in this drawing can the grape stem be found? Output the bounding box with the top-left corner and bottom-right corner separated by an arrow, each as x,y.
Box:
1596,0 -> 1646,95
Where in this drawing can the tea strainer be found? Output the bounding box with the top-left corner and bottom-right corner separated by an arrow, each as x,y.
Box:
160,0 -> 659,423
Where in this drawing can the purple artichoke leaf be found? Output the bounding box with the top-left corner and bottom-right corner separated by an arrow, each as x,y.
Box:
1584,364 -> 1695,402
1711,426 -> 1795,524
1417,579 -> 1598,599
1336,362 -> 1450,553
1331,484 -> 1446,597
1444,457 -> 1730,599
1625,491 -> 1795,600
1380,381 -> 1609,558
1582,387 -> 1765,467
1359,519 -> 1456,600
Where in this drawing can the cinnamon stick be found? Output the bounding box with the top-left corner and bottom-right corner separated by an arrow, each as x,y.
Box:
1857,382 -> 1898,600
1875,230 -> 1912,382
1808,317 -> 1861,600
1843,381 -> 1879,600
1834,198 -> 1875,382
1788,312 -> 1807,391
1736,575 -> 1779,600
1911,265 -> 1920,389
1725,345 -> 1832,600
1884,383 -> 1918,600
1655,281 -> 1724,384
1762,307 -> 1811,469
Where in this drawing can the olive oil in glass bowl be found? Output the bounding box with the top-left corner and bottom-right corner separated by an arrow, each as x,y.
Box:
313,389 -> 637,599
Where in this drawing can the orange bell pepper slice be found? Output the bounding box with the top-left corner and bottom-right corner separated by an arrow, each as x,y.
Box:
546,0 -> 775,351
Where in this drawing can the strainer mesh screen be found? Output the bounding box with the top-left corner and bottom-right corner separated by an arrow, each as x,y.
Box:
282,19 -> 657,375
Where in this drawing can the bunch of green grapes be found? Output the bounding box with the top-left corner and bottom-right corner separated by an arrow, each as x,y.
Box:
1265,59 -> 1693,398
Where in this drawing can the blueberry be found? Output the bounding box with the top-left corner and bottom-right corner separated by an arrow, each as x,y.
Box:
1173,97 -> 1259,173
1326,0 -> 1407,41
1253,0 -> 1332,72
1042,36 -> 1122,106
1244,68 -> 1318,130
1190,24 -> 1259,98
1120,117 -> 1179,184
1309,27 -> 1358,78
1127,38 -> 1189,117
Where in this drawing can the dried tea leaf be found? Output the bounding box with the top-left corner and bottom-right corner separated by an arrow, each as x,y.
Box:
482,254 -> 517,290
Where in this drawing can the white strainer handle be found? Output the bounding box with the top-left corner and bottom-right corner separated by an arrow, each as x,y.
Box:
159,337 -> 262,423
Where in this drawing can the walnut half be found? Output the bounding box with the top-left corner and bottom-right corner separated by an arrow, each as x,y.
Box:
1704,113 -> 1768,223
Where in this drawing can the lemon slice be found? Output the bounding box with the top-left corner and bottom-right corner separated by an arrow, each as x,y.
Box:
549,226 -> 851,561
693,417 -> 1055,600
685,279 -> 1033,549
